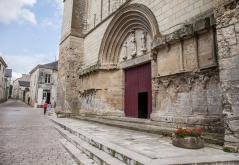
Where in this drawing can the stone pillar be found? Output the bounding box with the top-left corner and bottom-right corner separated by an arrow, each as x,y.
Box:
57,0 -> 86,114
215,0 -> 239,152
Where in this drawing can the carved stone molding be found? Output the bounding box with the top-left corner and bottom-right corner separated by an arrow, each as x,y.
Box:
98,3 -> 161,66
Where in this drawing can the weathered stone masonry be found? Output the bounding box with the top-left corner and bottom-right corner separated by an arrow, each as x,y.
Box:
57,0 -> 239,151
215,0 -> 239,152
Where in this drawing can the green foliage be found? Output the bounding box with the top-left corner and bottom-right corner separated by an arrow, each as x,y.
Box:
223,147 -> 238,153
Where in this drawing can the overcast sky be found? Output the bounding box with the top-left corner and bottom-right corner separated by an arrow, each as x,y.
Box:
0,0 -> 63,80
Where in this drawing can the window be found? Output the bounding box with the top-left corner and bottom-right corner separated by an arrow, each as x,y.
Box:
44,74 -> 51,83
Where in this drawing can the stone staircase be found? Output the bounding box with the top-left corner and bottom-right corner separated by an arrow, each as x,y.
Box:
51,116 -> 239,165
72,115 -> 224,146
54,123 -> 150,165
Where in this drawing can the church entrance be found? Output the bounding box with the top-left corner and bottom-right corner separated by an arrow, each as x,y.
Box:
124,63 -> 152,119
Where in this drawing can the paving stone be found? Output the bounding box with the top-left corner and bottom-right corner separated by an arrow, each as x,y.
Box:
0,100 -> 78,165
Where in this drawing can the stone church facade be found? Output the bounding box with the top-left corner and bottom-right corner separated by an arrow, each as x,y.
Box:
57,0 -> 239,151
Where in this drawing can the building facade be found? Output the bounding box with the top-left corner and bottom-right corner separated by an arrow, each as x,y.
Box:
29,61 -> 58,107
0,56 -> 7,102
12,74 -> 30,101
57,0 -> 239,151
5,69 -> 12,99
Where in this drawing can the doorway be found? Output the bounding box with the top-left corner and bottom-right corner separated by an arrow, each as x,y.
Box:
43,90 -> 51,104
138,92 -> 148,118
124,63 -> 152,118
46,92 -> 51,103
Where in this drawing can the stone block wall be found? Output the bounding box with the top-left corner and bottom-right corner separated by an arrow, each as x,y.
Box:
83,18 -> 112,68
86,0 -> 126,30
130,0 -> 214,34
150,20 -> 223,133
82,0 -> 215,69
57,35 -> 84,113
61,0 -> 73,40
215,0 -> 239,152
77,70 -> 124,116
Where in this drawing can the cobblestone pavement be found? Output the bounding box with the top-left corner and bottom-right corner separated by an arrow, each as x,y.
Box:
0,100 -> 77,165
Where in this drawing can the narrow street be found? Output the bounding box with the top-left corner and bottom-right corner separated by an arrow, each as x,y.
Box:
0,100 -> 77,165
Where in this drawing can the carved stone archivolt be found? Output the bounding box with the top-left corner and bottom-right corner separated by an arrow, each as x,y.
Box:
98,3 -> 161,66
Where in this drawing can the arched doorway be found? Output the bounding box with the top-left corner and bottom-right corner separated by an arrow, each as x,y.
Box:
98,3 -> 160,118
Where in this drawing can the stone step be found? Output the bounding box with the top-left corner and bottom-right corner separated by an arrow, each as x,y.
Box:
72,115 -> 224,145
51,117 -> 239,165
73,115 -> 174,136
56,125 -> 128,165
54,121 -> 152,165
60,139 -> 97,165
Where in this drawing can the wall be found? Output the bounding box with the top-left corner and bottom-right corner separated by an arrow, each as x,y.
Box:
57,35 -> 84,113
147,15 -> 224,136
77,70 -> 123,116
12,79 -> 19,99
215,0 -> 239,152
0,61 -> 6,102
83,18 -> 112,68
82,0 -> 215,69
30,69 -> 39,106
130,0 -> 214,34
86,0 -> 126,30
61,0 -> 73,40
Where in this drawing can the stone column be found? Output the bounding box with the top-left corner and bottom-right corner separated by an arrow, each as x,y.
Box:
215,0 -> 239,152
56,0 -> 86,114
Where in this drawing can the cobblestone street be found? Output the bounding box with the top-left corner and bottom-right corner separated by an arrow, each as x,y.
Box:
0,100 -> 77,165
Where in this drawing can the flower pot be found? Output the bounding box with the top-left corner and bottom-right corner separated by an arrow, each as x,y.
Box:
172,136 -> 204,149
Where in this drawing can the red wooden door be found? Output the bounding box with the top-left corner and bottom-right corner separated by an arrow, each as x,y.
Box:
124,63 -> 152,118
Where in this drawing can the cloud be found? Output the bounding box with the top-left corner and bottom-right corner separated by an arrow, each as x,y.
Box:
54,0 -> 64,15
40,17 -> 60,30
12,72 -> 22,81
39,0 -> 63,30
0,51 -> 56,75
0,0 -> 37,25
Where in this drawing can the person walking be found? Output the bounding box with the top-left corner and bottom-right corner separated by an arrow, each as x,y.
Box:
43,102 -> 48,115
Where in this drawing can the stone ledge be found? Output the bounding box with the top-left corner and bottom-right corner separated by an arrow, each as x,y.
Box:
78,63 -> 118,78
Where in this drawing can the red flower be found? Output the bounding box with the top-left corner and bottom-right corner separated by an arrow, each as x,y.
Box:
175,128 -> 203,137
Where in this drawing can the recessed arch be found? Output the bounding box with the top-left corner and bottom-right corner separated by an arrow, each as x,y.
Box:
98,3 -> 161,66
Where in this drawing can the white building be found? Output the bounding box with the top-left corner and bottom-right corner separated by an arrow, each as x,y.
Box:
12,74 -> 30,101
29,61 -> 58,108
0,56 -> 7,103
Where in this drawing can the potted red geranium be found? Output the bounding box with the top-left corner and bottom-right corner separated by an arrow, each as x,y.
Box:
172,128 -> 204,149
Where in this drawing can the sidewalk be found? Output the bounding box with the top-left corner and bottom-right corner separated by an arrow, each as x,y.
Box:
49,115 -> 239,165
